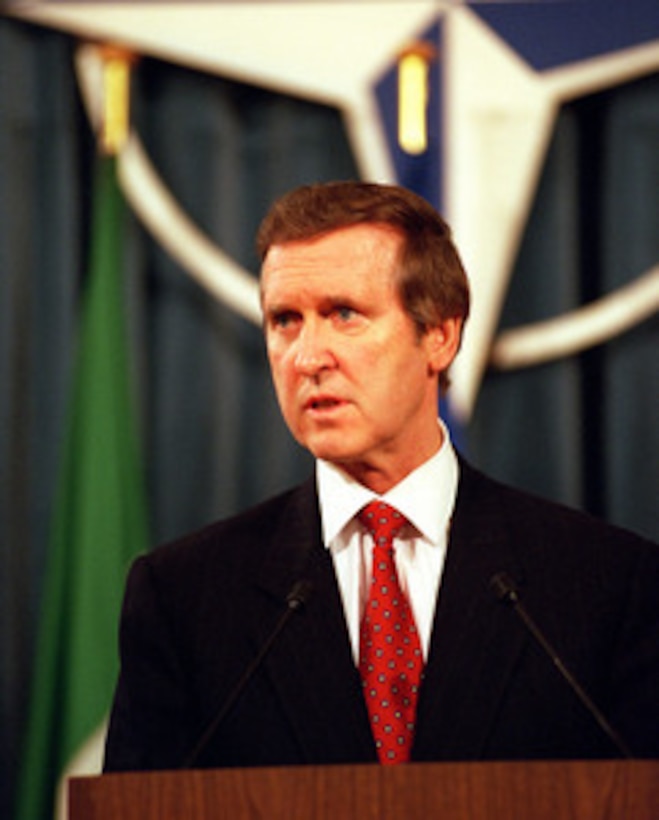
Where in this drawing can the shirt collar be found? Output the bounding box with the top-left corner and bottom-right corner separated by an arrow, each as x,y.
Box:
316,419 -> 459,547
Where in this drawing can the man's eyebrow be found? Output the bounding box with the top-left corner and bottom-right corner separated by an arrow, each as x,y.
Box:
263,302 -> 294,318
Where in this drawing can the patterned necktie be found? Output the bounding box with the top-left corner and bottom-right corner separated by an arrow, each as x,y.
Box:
358,501 -> 423,764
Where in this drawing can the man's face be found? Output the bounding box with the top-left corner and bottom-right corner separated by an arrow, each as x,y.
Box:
261,224 -> 460,492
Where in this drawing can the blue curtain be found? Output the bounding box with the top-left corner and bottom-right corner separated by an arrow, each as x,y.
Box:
1,17 -> 657,817
468,72 -> 659,543
0,20 -> 358,816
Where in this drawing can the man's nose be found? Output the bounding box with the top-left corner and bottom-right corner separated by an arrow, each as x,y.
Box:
293,321 -> 335,376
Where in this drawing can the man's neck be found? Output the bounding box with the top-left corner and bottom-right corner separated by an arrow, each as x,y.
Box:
332,424 -> 445,496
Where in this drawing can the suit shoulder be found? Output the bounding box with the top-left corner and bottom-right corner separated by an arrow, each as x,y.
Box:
137,478 -> 316,575
457,457 -> 657,555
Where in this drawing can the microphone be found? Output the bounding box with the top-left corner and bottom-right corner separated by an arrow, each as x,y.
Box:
182,579 -> 313,768
490,571 -> 633,759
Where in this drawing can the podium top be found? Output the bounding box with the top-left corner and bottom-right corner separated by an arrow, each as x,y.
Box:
69,759 -> 659,820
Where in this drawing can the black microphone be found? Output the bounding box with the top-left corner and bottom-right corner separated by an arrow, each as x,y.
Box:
182,579 -> 313,768
490,571 -> 633,759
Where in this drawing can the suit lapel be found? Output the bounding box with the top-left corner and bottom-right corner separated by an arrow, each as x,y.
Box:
252,479 -> 376,763
242,463 -> 530,763
413,461 -> 527,759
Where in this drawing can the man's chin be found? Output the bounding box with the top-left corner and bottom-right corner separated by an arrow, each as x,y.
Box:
303,435 -> 362,467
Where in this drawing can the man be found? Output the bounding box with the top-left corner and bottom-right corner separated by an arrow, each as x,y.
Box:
104,182 -> 659,772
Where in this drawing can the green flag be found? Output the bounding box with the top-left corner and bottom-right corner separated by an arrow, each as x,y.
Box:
16,155 -> 149,820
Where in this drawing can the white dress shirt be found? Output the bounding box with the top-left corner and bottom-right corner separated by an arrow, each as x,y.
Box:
316,421 -> 459,663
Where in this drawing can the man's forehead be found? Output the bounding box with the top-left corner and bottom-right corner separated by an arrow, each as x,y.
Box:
261,223 -> 403,287
264,222 -> 402,260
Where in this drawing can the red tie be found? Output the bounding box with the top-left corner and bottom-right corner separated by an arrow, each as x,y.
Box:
358,501 -> 423,764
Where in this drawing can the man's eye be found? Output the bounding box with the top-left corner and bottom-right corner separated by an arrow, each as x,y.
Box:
271,311 -> 297,329
335,305 -> 356,322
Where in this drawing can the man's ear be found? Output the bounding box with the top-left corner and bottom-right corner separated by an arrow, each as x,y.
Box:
425,317 -> 463,375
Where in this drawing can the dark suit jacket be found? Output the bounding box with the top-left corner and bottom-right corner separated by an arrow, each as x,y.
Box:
104,460 -> 659,771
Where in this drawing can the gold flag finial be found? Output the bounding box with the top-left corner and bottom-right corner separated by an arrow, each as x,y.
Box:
397,42 -> 437,156
98,45 -> 135,155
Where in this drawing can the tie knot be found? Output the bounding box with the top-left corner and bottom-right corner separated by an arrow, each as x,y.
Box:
358,501 -> 407,547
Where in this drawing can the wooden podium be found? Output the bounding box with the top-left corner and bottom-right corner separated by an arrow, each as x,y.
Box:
69,760 -> 659,819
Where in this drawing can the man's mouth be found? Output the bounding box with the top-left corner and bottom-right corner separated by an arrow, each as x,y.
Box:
305,396 -> 344,412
